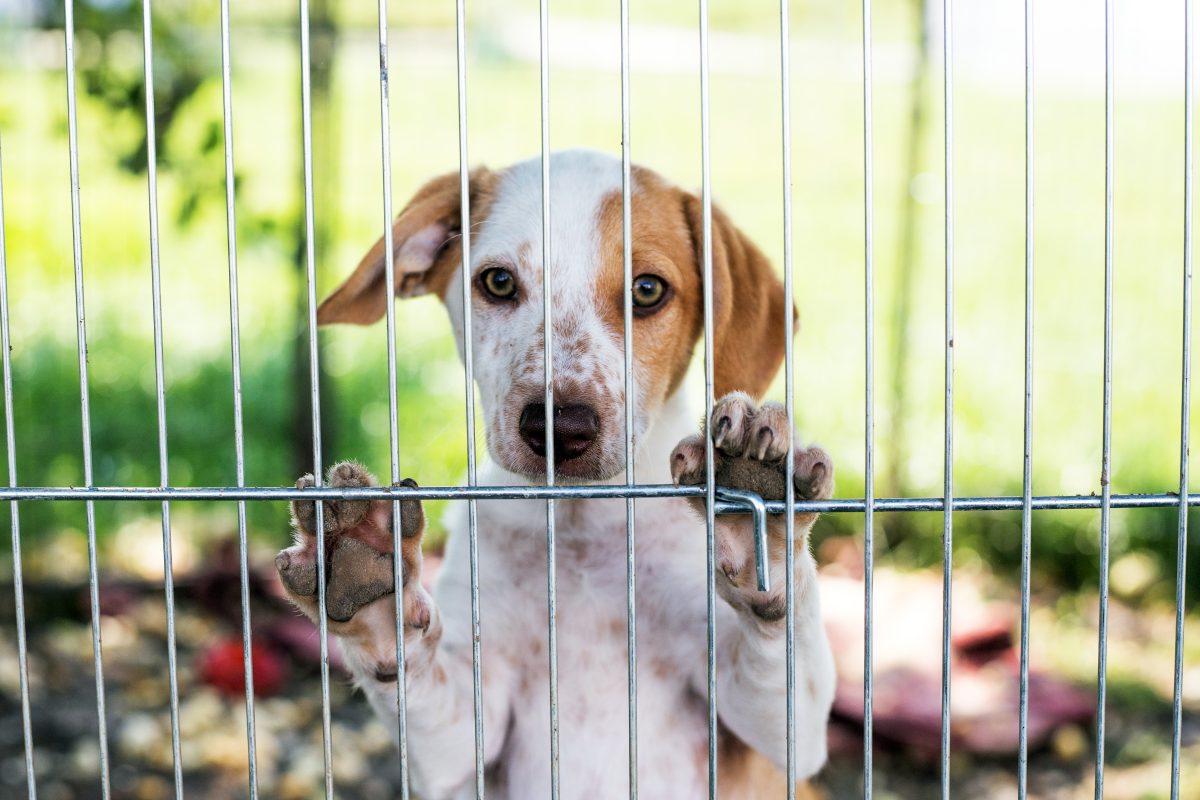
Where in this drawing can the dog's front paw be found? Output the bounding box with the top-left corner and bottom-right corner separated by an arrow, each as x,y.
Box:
670,392 -> 833,622
275,461 -> 433,637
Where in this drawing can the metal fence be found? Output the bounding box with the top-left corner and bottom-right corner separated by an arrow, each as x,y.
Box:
0,0 -> 1195,799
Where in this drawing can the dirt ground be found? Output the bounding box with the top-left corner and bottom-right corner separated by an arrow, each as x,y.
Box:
0,555 -> 1196,800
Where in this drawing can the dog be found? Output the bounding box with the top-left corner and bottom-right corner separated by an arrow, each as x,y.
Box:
274,150 -> 836,799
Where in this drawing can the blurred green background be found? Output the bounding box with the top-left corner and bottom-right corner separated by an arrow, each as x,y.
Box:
0,0 -> 1195,599
1,0 -> 1198,797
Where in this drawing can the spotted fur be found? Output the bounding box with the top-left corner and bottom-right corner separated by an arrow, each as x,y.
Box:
276,151 -> 835,799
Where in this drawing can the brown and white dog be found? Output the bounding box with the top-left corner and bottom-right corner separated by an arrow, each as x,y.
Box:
275,150 -> 836,799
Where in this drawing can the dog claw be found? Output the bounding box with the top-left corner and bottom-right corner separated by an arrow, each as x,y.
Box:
714,416 -> 732,449
754,427 -> 774,461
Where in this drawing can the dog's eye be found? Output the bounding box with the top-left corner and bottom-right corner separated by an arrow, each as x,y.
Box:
631,274 -> 668,310
480,267 -> 518,300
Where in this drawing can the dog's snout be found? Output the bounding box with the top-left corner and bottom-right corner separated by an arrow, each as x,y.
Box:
519,403 -> 600,463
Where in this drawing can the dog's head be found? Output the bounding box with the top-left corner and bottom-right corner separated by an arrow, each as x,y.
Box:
319,150 -> 791,482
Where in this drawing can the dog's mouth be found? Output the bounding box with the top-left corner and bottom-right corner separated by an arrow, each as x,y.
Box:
509,452 -> 620,482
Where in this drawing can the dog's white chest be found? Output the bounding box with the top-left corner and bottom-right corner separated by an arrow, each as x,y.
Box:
463,496 -> 715,799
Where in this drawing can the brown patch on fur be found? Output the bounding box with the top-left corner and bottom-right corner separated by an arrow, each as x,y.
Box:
594,170 -> 705,407
594,167 -> 794,403
515,241 -> 535,271
318,168 -> 500,325
717,726 -> 822,800
680,193 -> 794,400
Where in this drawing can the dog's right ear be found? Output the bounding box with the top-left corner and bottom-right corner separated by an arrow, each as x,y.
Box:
318,167 -> 496,325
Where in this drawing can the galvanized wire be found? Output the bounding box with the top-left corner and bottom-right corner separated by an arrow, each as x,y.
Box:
1170,0 -> 1194,795
697,0 -> 719,795
537,2 -> 561,795
0,484 -> 1193,510
138,2 -> 186,792
62,2 -> 112,795
861,0 -> 876,795
0,135 -> 36,800
216,1 -> 260,794
297,0 -> 335,792
15,3 -> 1200,798
1017,0 -> 1036,795
453,1 -> 487,797
939,0 -> 955,795
779,0 -> 797,791
619,0 -> 638,794
372,1 -> 412,795
1095,0 -> 1116,794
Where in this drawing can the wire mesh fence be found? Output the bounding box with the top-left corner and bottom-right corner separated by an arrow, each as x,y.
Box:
0,0 -> 1196,798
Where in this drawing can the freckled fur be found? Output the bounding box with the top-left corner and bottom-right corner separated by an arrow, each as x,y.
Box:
277,151 -> 836,799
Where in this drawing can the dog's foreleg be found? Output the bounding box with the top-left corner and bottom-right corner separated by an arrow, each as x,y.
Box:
276,463 -> 514,799
673,394 -> 838,779
334,594 -> 514,800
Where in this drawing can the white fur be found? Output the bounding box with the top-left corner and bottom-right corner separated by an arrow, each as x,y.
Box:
329,151 -> 834,798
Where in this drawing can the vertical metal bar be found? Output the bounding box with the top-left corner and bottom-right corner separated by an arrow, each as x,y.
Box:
62,3 -> 112,796
297,0 -> 335,793
778,0 -> 797,794
452,2 -> 486,795
618,0 -> 638,795
1018,0 -> 1035,796
1095,0 -> 1115,795
0,136 -> 36,800
861,0 -> 875,795
139,3 -> 185,793
537,2 -> 560,796
373,3 -> 412,797
939,0 -> 955,796
216,2 -> 259,795
697,0 -> 718,796
1170,0 -> 1194,794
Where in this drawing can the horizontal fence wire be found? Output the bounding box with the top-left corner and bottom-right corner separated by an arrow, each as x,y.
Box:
0,484 -> 1192,510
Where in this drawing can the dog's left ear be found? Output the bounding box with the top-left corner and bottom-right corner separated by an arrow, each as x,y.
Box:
682,194 -> 794,400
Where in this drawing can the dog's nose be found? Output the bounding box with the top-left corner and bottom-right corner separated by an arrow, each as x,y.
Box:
519,403 -> 600,463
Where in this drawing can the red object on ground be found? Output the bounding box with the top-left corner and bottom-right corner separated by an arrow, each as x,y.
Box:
820,565 -> 1095,759
198,637 -> 288,698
